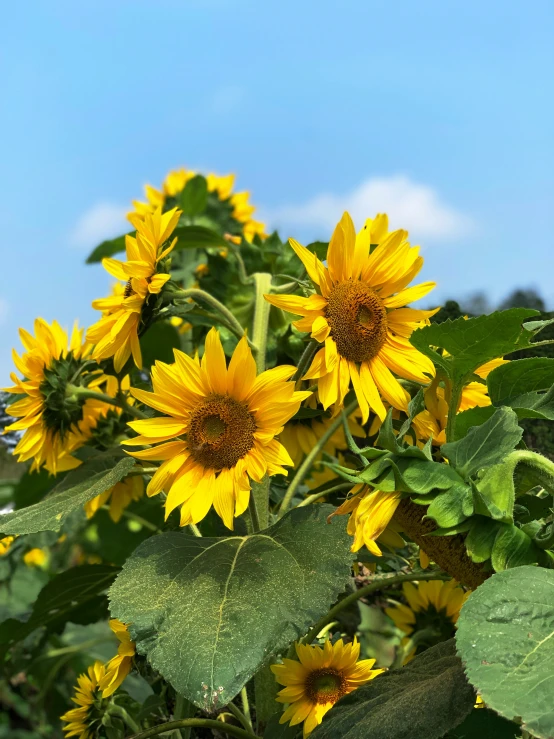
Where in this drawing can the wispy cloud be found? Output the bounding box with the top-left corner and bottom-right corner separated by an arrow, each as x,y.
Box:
69,202 -> 128,251
265,175 -> 471,242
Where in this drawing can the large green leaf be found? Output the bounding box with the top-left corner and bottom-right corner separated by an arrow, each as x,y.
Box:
109,505 -> 352,710
86,234 -> 127,263
0,453 -> 136,535
140,320 -> 182,367
178,175 -> 208,217
172,225 -> 229,251
311,640 -> 474,739
456,566 -> 554,738
0,565 -> 118,659
445,708 -> 520,739
441,408 -> 522,481
488,357 -> 554,405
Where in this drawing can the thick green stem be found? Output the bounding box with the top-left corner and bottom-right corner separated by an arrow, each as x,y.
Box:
297,482 -> 352,508
127,718 -> 256,739
188,523 -> 202,537
254,665 -> 278,734
278,400 -> 358,517
168,288 -> 253,348
445,380 -> 462,443
107,703 -> 140,733
172,693 -> 195,739
227,701 -> 254,733
301,571 -> 449,646
65,385 -> 146,419
240,687 -> 253,732
252,272 -> 273,374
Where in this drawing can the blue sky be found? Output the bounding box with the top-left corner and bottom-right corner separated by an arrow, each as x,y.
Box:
1,0 -> 553,382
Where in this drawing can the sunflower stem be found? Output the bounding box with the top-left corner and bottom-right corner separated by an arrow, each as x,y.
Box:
301,570 -> 450,646
240,687 -> 253,732
296,482 -> 353,507
250,477 -> 269,530
188,523 -> 202,537
227,701 -> 254,734
64,385 -> 147,420
167,288 -> 253,348
107,703 -> 141,733
278,400 -> 359,517
252,272 -> 273,374
254,664 -> 278,734
127,719 -> 256,739
293,339 -> 319,386
444,380 -> 462,443
227,242 -> 253,285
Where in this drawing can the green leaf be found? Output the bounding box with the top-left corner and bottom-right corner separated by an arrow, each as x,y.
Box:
311,640 -> 475,739
178,175 -> 208,217
264,713 -> 301,738
452,406 -> 495,441
441,408 -> 522,481
306,241 -> 329,261
410,309 -> 540,388
0,565 -> 118,659
0,453 -> 136,535
172,225 -> 229,251
456,566 -> 554,738
12,468 -> 57,509
109,505 -> 352,710
444,708 -> 520,739
488,357 -> 554,405
140,320 -> 182,367
465,517 -> 501,563
425,485 -> 474,528
86,234 -> 127,263
490,523 -> 541,570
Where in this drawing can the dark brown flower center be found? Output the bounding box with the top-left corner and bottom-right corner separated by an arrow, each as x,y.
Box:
187,394 -> 256,469
305,668 -> 347,705
326,280 -> 388,363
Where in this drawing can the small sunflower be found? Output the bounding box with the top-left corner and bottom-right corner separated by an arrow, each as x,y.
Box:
87,207 -> 181,372
131,167 -> 267,241
99,619 -> 136,697
124,328 -> 310,528
4,319 -> 111,475
334,486 -> 403,555
60,661 -> 109,739
385,580 -> 469,656
23,548 -> 48,567
84,475 -> 145,523
0,536 -> 15,556
265,212 -> 437,423
413,357 -> 507,445
271,638 -> 384,737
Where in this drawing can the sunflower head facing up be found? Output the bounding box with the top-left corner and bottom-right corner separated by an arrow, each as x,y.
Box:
130,167 -> 267,241
271,638 -> 384,737
334,485 -> 403,555
124,328 -> 310,528
265,212 -> 437,423
386,579 -> 469,657
4,319 -> 111,475
60,661 -> 109,739
86,206 -> 181,372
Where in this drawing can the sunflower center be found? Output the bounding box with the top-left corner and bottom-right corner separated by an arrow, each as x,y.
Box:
305,668 -> 347,705
325,280 -> 388,363
187,394 -> 256,470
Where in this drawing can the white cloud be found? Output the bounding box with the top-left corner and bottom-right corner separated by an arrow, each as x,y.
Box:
266,175 -> 471,242
69,202 -> 128,251
0,298 -> 9,326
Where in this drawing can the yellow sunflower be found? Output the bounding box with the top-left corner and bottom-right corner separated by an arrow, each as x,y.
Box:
23,548 -> 48,567
4,319 -> 111,475
385,580 -> 469,657
124,328 -> 310,528
413,357 -> 507,445
99,619 -> 136,698
271,638 -> 384,737
84,475 -> 145,523
265,212 -> 437,423
60,661 -> 108,739
0,536 -> 15,556
131,167 -> 267,241
334,486 -> 403,555
86,207 -> 181,372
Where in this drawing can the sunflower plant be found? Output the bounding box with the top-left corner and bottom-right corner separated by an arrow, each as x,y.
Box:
2,168 -> 554,739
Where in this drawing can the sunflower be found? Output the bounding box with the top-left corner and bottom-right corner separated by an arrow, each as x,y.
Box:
99,619 -> 136,697
131,167 -> 267,241
265,213 -> 437,424
334,486 -> 403,555
0,536 -> 15,556
412,357 -> 507,445
86,206 -> 181,372
124,328 -> 310,528
84,475 -> 145,523
4,319 -> 111,475
60,661 -> 108,739
385,579 -> 469,656
271,638 -> 384,737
